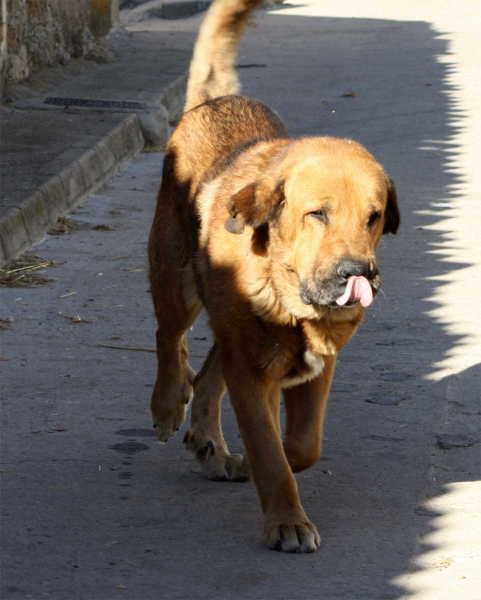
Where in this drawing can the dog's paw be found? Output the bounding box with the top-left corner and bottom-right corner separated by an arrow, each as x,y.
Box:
264,522 -> 321,553
201,449 -> 249,482
153,406 -> 186,443
152,383 -> 193,443
183,430 -> 250,482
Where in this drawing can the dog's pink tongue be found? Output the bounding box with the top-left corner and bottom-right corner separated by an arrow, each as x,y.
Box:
336,276 -> 373,308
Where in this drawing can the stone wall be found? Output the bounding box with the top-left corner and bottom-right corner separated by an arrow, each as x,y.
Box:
0,0 -> 7,91
0,0 -> 118,92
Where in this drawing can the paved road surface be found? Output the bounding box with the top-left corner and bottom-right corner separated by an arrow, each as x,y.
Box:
1,1 -> 480,598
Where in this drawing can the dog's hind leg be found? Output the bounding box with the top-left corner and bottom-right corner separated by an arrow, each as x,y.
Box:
183,344 -> 250,481
149,187 -> 201,443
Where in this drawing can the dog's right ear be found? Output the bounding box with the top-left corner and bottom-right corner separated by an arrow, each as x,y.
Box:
225,183 -> 256,234
225,179 -> 285,234
383,177 -> 400,235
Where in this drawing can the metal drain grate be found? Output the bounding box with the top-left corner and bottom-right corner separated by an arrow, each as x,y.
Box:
44,97 -> 148,110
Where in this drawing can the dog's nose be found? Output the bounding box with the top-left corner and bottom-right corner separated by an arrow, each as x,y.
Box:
337,259 -> 371,280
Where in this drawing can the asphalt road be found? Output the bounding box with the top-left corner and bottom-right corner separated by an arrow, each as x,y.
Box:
1,1 -> 480,599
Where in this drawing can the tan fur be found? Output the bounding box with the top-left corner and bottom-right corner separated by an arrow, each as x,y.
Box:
185,0 -> 261,111
148,0 -> 399,553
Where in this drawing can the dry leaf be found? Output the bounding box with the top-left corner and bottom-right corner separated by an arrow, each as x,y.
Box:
59,312 -> 91,324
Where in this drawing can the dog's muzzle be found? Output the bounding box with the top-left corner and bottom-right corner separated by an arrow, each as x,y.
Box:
300,259 -> 380,308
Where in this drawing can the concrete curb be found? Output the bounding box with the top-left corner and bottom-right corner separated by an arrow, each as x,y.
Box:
120,0 -> 211,21
148,1 -> 211,20
0,74 -> 187,268
159,74 -> 187,121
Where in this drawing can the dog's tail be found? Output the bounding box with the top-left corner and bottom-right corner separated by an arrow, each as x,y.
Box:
184,0 -> 262,113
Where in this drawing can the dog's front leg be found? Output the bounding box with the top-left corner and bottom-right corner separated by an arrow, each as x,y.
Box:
223,365 -> 321,553
283,354 -> 337,473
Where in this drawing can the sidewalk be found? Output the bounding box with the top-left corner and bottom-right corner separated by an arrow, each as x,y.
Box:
0,1 -> 204,267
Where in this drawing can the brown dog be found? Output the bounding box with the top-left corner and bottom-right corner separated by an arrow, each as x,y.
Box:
148,0 -> 399,553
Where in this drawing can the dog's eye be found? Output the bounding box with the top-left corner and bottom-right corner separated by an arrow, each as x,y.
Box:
368,211 -> 381,228
309,210 -> 328,224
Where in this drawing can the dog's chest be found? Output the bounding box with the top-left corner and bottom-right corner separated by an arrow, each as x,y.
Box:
280,349 -> 325,389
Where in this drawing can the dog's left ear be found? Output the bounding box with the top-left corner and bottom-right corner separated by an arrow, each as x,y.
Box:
383,177 -> 400,234
225,179 -> 285,235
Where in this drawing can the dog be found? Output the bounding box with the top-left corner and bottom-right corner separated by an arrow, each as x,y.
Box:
148,0 -> 400,553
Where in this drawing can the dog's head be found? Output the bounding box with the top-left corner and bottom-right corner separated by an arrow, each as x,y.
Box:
225,138 -> 399,317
